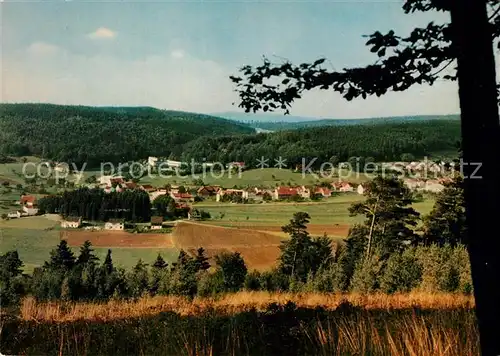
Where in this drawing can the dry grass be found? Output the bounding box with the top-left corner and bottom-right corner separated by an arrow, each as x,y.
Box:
19,292 -> 475,323
3,292 -> 478,356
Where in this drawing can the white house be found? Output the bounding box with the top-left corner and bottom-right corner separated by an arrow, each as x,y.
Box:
105,219 -> 125,230
357,184 -> 365,195
22,206 -> 39,216
150,216 -> 163,230
166,160 -> 183,169
423,180 -> 445,193
148,156 -> 159,168
61,217 -> 82,228
7,211 -> 21,219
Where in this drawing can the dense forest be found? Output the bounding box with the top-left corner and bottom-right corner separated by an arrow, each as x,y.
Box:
241,114 -> 460,131
181,120 -> 461,166
0,104 -> 254,167
37,188 -> 152,222
0,104 -> 461,167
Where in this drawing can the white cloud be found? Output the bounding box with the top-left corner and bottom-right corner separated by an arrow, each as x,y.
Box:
2,44 -> 462,118
170,49 -> 185,59
87,27 -> 116,40
26,42 -> 60,56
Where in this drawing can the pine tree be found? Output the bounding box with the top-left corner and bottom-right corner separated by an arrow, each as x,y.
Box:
422,176 -> 466,246
76,240 -> 99,266
45,240 -> 76,271
152,254 -> 168,269
195,247 -> 210,272
103,249 -> 114,274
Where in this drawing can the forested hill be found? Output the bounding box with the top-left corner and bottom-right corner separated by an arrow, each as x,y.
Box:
244,114 -> 460,131
180,120 -> 461,165
214,111 -> 460,131
0,104 -> 254,166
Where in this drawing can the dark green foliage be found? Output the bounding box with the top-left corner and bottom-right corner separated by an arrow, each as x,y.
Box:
0,251 -> 27,305
214,252 -> 248,292
44,240 -> 76,271
182,120 -> 461,166
0,104 -> 254,166
127,260 -> 150,298
38,188 -> 151,222
422,176 -> 466,246
348,175 -> 420,258
379,248 -> 423,293
279,212 -> 334,282
76,240 -> 99,267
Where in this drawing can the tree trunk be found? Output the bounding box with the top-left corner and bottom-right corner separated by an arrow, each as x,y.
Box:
450,1 -> 500,355
366,199 -> 379,260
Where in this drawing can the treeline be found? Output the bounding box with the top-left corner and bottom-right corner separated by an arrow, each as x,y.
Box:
37,188 -> 194,222
0,104 -> 254,167
181,120 -> 461,166
38,188 -> 152,222
243,114 -> 460,131
1,176 -> 469,305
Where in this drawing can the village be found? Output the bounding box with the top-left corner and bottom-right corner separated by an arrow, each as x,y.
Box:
3,156 -> 453,232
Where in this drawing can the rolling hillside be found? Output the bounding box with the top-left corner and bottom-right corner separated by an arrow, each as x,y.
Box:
0,104 -> 255,166
214,112 -> 460,131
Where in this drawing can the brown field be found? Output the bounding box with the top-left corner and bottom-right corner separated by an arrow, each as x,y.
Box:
61,230 -> 175,248
172,221 -> 284,270
20,292 -> 475,322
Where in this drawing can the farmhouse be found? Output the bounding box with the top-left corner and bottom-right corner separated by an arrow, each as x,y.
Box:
61,216 -> 82,229
140,184 -> 156,193
403,178 -> 425,191
104,219 -> 125,230
332,182 -> 354,192
150,216 -> 164,230
227,162 -> 245,170
7,211 -> 22,219
423,180 -> 445,193
99,175 -> 125,186
148,156 -> 158,168
20,195 -> 36,208
314,187 -> 332,198
170,192 -> 194,203
197,185 -> 221,197
149,189 -> 168,201
216,189 -> 248,202
273,187 -> 299,200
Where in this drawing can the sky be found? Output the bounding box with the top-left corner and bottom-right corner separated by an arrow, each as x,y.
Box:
0,1 -> 473,119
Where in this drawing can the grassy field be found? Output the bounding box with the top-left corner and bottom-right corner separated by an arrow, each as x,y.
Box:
0,215 -> 180,273
2,292 -> 478,356
195,194 -> 435,237
136,167 -> 373,188
1,194 -> 436,272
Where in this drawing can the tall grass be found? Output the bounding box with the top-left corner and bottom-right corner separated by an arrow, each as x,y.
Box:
2,292 -> 478,356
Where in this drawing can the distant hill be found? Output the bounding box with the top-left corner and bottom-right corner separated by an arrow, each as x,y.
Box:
182,119 -> 462,165
0,104 -> 255,167
213,112 -> 460,131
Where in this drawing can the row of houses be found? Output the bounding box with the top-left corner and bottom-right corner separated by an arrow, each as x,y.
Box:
403,177 -> 450,193
60,216 -> 168,231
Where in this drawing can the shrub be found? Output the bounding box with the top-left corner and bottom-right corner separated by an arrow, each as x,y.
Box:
379,248 -> 422,294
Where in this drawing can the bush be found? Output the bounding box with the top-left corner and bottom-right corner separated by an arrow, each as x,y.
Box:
350,257 -> 383,293
244,271 -> 262,291
379,248 -> 422,294
197,271 -> 225,297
